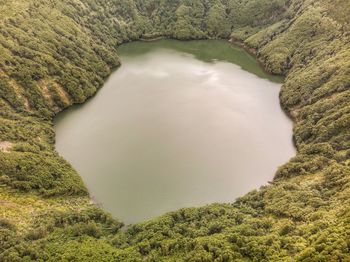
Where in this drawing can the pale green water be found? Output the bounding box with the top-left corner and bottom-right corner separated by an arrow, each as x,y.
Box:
55,40 -> 295,224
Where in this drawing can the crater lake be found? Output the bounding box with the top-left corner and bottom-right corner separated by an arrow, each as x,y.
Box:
54,40 -> 295,224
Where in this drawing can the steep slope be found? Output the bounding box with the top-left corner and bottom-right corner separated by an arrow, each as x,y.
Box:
0,0 -> 349,261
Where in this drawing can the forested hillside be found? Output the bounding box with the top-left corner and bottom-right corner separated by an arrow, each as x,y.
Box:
0,0 -> 349,260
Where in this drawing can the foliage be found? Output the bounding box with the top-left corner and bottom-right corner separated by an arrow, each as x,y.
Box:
0,0 -> 349,260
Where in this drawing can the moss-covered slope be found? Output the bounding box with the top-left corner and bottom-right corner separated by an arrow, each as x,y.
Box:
0,0 -> 349,261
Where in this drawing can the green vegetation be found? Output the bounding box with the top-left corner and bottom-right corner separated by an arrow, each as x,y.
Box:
0,0 -> 349,260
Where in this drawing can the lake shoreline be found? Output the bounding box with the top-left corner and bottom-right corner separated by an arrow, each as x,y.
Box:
55,40 -> 295,223
138,36 -> 284,79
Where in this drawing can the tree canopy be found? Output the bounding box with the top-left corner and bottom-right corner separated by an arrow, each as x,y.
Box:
0,0 -> 349,260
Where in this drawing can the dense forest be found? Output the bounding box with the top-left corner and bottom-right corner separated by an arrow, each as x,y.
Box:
0,0 -> 349,260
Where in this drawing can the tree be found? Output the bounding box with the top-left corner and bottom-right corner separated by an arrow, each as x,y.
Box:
206,3 -> 231,38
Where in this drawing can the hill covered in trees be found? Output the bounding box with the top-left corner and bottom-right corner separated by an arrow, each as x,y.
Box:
0,0 -> 349,260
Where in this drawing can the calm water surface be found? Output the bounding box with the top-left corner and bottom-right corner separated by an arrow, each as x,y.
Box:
55,40 -> 295,224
